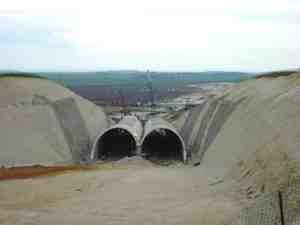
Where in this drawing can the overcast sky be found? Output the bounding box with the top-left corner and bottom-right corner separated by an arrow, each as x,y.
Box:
0,0 -> 299,72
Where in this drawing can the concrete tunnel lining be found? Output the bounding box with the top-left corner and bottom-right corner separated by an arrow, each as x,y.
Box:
141,118 -> 187,162
90,116 -> 186,162
92,127 -> 137,160
91,116 -> 143,161
142,128 -> 186,161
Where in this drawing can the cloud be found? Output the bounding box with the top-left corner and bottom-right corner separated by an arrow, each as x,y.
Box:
0,0 -> 299,71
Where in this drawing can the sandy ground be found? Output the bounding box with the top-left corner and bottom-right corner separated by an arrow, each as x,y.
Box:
0,157 -> 241,225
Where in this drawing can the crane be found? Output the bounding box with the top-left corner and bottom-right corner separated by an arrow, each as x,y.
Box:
146,70 -> 155,107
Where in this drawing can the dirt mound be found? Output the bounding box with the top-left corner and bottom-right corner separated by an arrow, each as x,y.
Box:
113,156 -> 154,167
0,77 -> 109,167
202,72 -> 300,193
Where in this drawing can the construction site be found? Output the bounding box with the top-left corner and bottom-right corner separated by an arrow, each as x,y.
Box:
1,71 -> 300,225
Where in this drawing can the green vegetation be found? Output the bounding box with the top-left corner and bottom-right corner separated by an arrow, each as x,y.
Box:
256,70 -> 296,79
40,71 -> 254,87
0,72 -> 47,80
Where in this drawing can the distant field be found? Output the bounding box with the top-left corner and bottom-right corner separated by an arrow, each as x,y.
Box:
42,71 -> 254,105
1,71 -> 254,105
40,71 -> 253,86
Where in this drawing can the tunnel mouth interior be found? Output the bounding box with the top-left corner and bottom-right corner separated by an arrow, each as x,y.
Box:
96,128 -> 136,161
141,128 -> 184,164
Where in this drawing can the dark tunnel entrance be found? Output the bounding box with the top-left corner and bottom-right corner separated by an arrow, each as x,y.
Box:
141,129 -> 184,163
97,128 -> 136,161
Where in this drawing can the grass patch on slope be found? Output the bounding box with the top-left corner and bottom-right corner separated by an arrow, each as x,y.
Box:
0,72 -> 47,80
256,70 -> 297,79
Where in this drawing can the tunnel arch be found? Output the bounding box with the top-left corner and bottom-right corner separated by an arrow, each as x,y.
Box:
91,116 -> 143,161
92,127 -> 137,161
141,118 -> 187,162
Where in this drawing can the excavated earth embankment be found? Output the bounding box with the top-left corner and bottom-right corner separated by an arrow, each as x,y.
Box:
177,72 -> 300,191
0,77 -> 109,167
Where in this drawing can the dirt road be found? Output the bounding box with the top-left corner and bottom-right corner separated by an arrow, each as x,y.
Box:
0,158 -> 241,225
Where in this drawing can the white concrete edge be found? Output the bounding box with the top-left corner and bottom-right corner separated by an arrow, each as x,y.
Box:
141,126 -> 187,162
90,124 -> 139,161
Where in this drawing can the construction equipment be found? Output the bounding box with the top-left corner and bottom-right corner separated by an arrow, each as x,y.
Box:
146,70 -> 155,107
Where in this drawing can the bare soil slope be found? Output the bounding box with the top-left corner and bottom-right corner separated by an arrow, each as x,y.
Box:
0,77 -> 109,167
202,72 -> 300,195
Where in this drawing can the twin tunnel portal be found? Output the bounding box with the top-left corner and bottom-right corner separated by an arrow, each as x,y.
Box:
91,116 -> 187,163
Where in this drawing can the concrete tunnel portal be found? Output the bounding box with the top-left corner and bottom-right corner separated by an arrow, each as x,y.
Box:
91,116 -> 186,162
141,118 -> 187,162
96,128 -> 136,160
142,128 -> 185,161
91,116 -> 142,161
